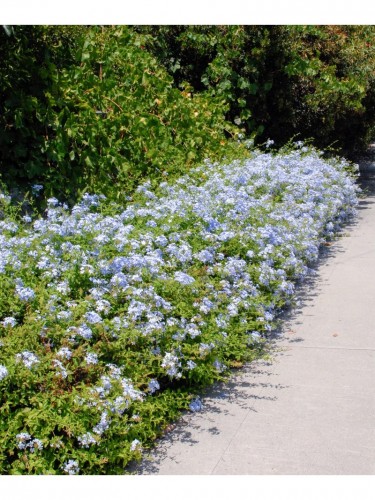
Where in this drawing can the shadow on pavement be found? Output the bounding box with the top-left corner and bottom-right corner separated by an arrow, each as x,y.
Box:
127,358 -> 287,474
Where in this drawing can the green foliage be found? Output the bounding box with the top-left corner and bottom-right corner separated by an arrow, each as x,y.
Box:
0,26 -> 86,191
281,26 -> 375,153
137,25 -> 375,153
1,25 -> 248,204
136,26 -> 280,139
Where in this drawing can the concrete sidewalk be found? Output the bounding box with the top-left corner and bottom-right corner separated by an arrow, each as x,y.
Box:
132,160 -> 375,475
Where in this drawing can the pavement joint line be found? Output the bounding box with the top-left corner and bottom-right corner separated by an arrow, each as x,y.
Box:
210,385 -> 267,474
280,345 -> 375,352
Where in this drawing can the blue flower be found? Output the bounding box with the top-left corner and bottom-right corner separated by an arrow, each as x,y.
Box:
77,432 -> 97,448
1,317 -> 17,327
53,359 -> 68,379
62,459 -> 80,475
31,184 -> 43,195
130,439 -> 141,451
57,347 -> 72,360
56,310 -> 72,321
195,249 -> 215,263
16,351 -> 39,369
93,411 -> 111,435
85,352 -> 99,365
16,432 -> 32,450
84,311 -> 102,325
189,397 -> 203,412
75,323 -> 93,340
148,379 -> 160,394
213,359 -> 225,372
199,343 -> 214,357
0,365 -> 8,380
161,352 -> 181,378
174,271 -> 195,285
16,433 -> 43,452
47,197 -> 59,207
31,439 -> 43,452
15,283 -> 35,302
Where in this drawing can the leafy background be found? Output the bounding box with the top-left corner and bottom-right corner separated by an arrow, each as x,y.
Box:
0,25 -> 374,205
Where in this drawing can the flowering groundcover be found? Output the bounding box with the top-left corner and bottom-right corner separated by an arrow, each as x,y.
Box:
0,146 -> 358,474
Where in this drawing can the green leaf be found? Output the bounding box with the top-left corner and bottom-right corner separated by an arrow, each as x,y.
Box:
81,51 -> 90,62
84,156 -> 94,168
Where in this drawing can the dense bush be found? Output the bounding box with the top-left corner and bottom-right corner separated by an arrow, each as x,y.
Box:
0,146 -> 358,473
0,26 -> 248,204
44,26 -> 250,203
135,26 -> 285,140
137,25 -> 375,153
282,26 -> 375,153
0,26 -> 85,191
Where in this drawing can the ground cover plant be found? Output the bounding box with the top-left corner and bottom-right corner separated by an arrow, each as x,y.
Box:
0,144 -> 359,474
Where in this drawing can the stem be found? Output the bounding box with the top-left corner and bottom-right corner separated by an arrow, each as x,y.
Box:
102,96 -> 124,112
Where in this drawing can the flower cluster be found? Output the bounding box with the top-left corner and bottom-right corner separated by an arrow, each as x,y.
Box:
62,459 -> 80,475
0,364 -> 8,380
189,397 -> 203,412
15,351 -> 39,369
16,433 -> 43,452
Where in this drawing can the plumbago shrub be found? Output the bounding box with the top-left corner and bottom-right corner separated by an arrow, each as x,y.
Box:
0,146 -> 359,474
